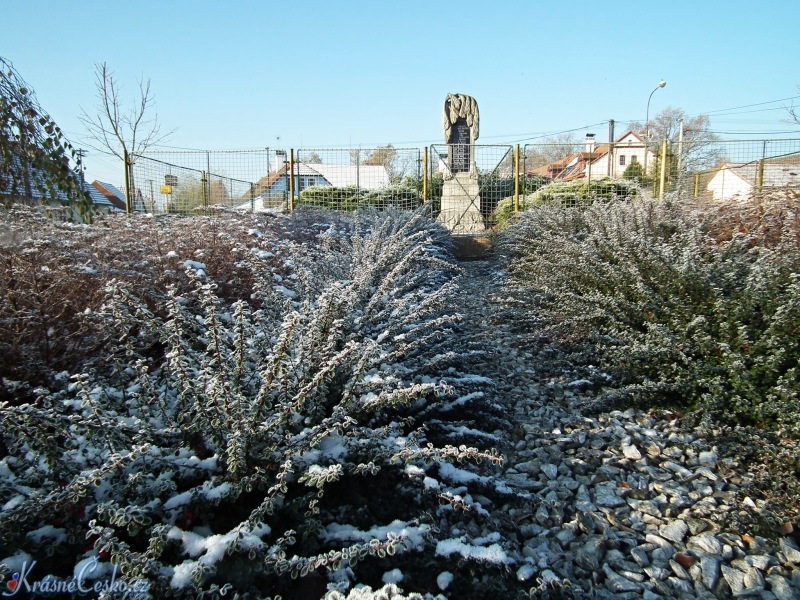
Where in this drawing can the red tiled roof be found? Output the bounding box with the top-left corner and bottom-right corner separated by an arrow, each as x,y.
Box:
527,144 -> 611,182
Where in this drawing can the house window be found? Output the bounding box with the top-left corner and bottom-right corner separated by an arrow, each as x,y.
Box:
631,155 -> 638,164
619,155 -> 626,166
298,176 -> 316,192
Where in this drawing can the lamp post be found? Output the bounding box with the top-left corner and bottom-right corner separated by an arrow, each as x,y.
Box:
644,80 -> 666,178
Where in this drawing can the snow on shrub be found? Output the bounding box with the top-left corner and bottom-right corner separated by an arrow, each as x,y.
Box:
0,207 -> 504,597
497,196 -> 800,430
496,194 -> 800,523
492,178 -> 640,228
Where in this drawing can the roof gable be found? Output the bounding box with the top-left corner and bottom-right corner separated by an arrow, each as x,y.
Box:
92,181 -> 127,210
82,181 -> 112,207
712,162 -> 800,189
616,131 -> 645,145
307,163 -> 389,188
257,163 -> 391,191
528,145 -> 609,182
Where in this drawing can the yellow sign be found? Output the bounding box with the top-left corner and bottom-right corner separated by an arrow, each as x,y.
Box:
160,185 -> 172,194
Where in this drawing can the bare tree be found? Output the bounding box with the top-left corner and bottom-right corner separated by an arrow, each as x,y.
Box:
524,133 -> 581,170
79,62 -> 174,162
363,144 -> 404,181
79,63 -> 174,212
787,87 -> 800,127
305,151 -> 323,164
629,107 -> 722,173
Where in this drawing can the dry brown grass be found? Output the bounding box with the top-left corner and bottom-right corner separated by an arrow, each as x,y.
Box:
0,208 -> 288,400
689,188 -> 800,248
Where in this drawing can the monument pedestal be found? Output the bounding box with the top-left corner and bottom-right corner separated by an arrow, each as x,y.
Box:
438,173 -> 484,234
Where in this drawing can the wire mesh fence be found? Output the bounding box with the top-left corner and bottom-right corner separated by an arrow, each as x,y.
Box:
129,148 -> 424,214
521,138 -> 800,204
522,141 -> 642,206
124,138 -> 800,229
129,150 -> 277,214
292,147 -> 422,211
668,138 -> 800,200
428,144 -> 515,231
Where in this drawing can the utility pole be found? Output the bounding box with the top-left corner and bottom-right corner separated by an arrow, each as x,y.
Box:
608,120 -> 615,177
676,119 -> 684,195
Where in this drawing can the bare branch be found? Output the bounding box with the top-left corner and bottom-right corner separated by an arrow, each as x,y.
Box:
786,87 -> 800,128
78,62 -> 175,162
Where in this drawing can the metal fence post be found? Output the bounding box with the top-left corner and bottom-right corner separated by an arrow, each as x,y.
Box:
423,147 -> 428,203
658,140 -> 668,200
288,149 -> 295,212
201,170 -> 208,207
756,159 -> 765,192
123,148 -> 133,213
694,173 -> 700,197
514,144 -> 520,213
607,119 -> 615,177
250,183 -> 255,213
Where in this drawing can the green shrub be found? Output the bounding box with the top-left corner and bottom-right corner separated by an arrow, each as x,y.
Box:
622,160 -> 645,183
497,197 -> 800,436
296,186 -> 422,212
527,178 -> 639,208
478,174 -> 545,199
492,178 -> 640,229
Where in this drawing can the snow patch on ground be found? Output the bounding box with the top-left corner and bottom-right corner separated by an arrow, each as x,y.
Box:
435,537 -> 511,564
436,571 -> 454,590
381,568 -> 403,584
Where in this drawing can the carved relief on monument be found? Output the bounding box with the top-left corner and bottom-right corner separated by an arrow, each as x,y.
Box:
442,93 -> 479,180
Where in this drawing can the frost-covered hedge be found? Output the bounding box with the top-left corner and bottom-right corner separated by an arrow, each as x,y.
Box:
497,192 -> 800,521
497,194 -> 800,434
0,208 -> 507,598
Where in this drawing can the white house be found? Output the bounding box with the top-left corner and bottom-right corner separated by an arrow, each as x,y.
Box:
243,162 -> 392,211
609,132 -> 652,178
530,132 -> 656,182
706,162 -> 800,200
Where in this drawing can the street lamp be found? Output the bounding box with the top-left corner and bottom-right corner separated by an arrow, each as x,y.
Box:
644,80 -> 666,176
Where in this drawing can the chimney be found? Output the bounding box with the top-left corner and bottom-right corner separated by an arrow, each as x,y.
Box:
585,133 -> 596,154
273,150 -> 287,173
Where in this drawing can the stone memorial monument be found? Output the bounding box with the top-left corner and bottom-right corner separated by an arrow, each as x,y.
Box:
438,93 -> 484,233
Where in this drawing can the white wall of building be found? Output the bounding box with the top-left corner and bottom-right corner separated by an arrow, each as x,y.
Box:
612,133 -> 649,178
707,167 -> 752,200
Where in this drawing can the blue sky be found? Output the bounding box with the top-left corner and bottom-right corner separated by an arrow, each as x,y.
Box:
4,0 -> 800,184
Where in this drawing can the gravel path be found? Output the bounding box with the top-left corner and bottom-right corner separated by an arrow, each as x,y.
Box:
450,256 -> 800,599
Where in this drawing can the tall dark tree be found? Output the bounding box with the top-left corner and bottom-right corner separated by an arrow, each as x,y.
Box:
0,56 -> 89,210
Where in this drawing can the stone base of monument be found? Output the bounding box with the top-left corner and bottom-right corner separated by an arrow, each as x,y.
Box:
437,174 -> 485,234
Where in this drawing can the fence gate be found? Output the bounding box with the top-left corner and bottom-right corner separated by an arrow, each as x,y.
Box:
429,144 -> 514,232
